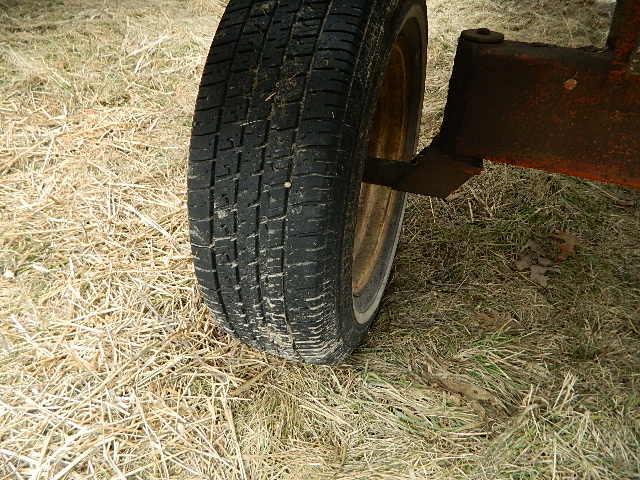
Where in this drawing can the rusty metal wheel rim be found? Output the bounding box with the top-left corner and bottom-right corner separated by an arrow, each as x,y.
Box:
352,43 -> 408,297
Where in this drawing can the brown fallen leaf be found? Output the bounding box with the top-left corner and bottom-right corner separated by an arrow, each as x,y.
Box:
515,253 -> 535,272
550,231 -> 578,261
515,239 -> 547,271
436,374 -> 495,402
523,239 -> 545,255
414,358 -> 496,402
530,265 -> 550,287
413,359 -> 506,417
538,257 -> 555,267
515,239 -> 555,284
529,265 -> 561,287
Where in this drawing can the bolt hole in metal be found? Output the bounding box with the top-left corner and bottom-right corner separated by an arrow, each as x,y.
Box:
352,16 -> 424,323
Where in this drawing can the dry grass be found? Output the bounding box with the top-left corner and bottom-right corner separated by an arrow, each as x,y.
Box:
1,0 -> 639,478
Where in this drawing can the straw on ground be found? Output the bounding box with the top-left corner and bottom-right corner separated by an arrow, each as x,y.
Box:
1,0 -> 638,479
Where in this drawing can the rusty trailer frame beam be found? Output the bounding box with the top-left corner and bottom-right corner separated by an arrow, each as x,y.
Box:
364,0 -> 640,197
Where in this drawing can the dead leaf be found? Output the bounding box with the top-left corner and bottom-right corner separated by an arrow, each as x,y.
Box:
436,375 -> 495,402
550,231 -> 577,261
530,265 -> 550,287
515,253 -> 534,271
530,265 -> 561,287
413,358 -> 493,401
516,232 -> 577,286
413,360 -> 505,417
538,257 -> 554,267
523,240 -> 544,255
515,240 -> 546,271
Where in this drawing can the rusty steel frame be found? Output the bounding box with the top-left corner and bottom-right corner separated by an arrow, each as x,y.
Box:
364,0 -> 640,197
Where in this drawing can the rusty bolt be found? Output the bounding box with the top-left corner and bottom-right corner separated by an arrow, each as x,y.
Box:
564,78 -> 578,91
461,28 -> 505,44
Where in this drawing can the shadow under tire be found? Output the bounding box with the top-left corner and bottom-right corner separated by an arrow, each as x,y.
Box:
188,0 -> 428,364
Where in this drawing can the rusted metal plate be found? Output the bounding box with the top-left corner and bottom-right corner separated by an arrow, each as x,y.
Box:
364,2 -> 640,194
437,34 -> 640,189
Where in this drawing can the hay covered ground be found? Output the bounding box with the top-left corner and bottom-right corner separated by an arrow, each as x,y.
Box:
1,0 -> 639,478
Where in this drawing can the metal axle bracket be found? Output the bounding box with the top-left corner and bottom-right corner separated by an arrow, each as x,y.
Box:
365,0 -> 640,196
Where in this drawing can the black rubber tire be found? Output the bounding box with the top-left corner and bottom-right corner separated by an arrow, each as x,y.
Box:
188,0 -> 428,364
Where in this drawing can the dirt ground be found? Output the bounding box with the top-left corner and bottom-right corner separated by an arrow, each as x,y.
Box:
1,0 -> 639,478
